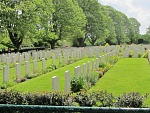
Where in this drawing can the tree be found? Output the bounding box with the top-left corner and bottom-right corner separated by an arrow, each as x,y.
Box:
129,18 -> 141,43
44,0 -> 86,49
142,26 -> 150,43
102,6 -> 116,45
0,0 -> 52,51
32,0 -> 55,48
105,6 -> 126,45
76,0 -> 107,46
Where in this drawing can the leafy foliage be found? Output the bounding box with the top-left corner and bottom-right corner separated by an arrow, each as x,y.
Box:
114,92 -> 149,108
0,0 -> 143,49
74,91 -> 96,107
92,91 -> 115,107
71,75 -> 85,93
0,90 -> 148,108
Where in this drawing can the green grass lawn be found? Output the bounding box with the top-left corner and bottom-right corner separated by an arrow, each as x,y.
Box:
0,57 -> 60,84
89,58 -> 150,106
8,57 -> 95,92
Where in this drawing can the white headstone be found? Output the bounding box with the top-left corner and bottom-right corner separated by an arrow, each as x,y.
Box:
59,54 -> 62,64
16,63 -> 20,82
123,49 -> 129,58
65,71 -> 71,93
42,58 -> 46,71
52,76 -> 59,91
25,61 -> 30,76
96,58 -> 99,70
74,67 -> 78,76
92,59 -> 95,71
83,63 -> 87,75
3,66 -> 9,82
6,57 -> 10,65
87,61 -> 90,73
33,59 -> 37,73
52,54 -> 55,63
63,53 -> 67,64
77,65 -> 81,75
134,50 -> 138,58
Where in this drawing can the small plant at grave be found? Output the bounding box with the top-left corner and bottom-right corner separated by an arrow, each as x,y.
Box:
25,73 -> 37,79
73,91 -> 97,107
114,92 -> 149,108
84,72 -> 99,86
67,59 -> 74,65
108,56 -> 119,65
105,43 -> 109,47
17,77 -> 27,83
103,62 -> 112,74
138,52 -> 143,58
46,64 -> 57,72
1,81 -> 16,89
97,68 -> 104,78
71,75 -> 85,93
142,49 -> 148,58
58,62 -> 65,68
99,61 -> 105,68
129,50 -> 134,58
25,74 -> 32,79
91,90 -> 115,107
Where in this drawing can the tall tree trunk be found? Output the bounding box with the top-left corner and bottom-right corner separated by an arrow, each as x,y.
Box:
8,31 -> 23,52
77,38 -> 84,47
91,40 -> 95,46
49,39 -> 59,49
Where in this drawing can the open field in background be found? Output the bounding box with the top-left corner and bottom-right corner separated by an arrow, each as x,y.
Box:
89,58 -> 150,106
8,57 -> 95,92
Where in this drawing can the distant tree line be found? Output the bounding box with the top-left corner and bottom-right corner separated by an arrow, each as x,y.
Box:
0,0 -> 147,51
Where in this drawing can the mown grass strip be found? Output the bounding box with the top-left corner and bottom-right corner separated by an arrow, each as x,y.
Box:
9,57 -> 95,92
89,58 -> 150,106
0,57 -> 60,85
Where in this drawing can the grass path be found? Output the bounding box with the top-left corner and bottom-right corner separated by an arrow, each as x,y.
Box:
89,58 -> 150,106
9,57 -> 95,92
0,58 -> 60,85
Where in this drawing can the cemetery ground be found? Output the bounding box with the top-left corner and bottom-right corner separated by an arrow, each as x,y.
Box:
89,58 -> 150,106
2,45 -> 150,107
7,57 -> 96,92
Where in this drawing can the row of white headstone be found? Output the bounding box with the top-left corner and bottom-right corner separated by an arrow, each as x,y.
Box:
51,49 -> 119,92
1,46 -> 119,87
0,46 -> 116,65
122,45 -> 146,58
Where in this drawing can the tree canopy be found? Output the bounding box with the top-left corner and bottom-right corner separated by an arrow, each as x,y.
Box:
0,0 -> 144,50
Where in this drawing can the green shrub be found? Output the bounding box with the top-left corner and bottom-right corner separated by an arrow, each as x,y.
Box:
71,76 -> 85,93
46,64 -> 57,72
108,56 -> 119,65
92,90 -> 115,107
103,62 -> 112,74
74,91 -> 96,107
0,90 -> 24,104
114,92 -> 149,108
129,50 -> 134,58
0,90 -> 149,108
1,82 -> 16,89
138,52 -> 143,58
84,72 -> 99,86
105,43 -> 109,47
142,50 -> 148,58
32,92 -> 73,106
99,61 -> 105,68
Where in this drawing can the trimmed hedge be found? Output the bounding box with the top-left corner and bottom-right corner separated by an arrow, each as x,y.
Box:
0,90 -> 148,108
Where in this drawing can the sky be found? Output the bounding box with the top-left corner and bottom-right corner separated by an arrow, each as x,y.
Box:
98,0 -> 150,34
